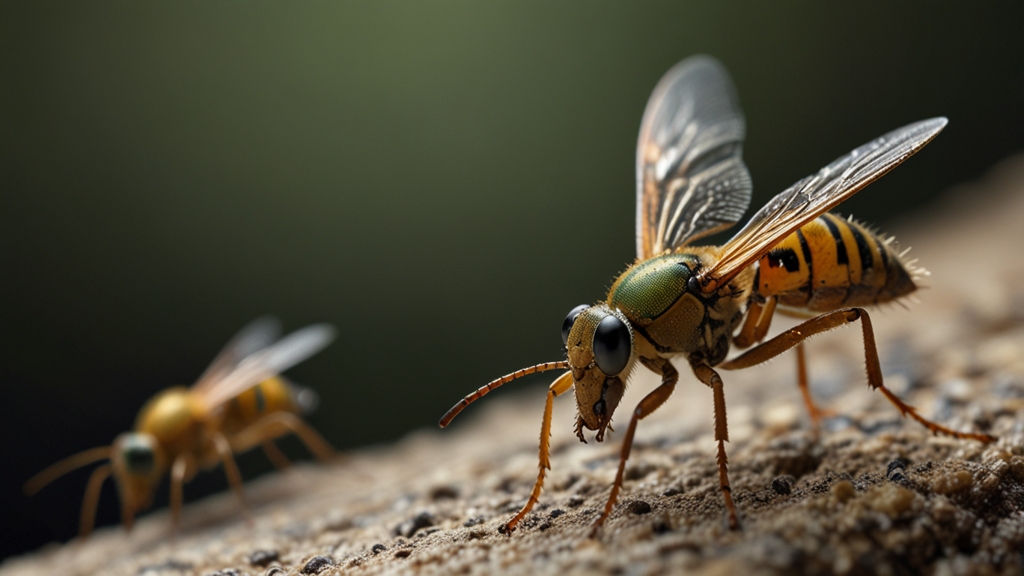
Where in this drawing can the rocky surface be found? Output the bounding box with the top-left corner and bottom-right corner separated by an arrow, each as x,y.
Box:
4,156 -> 1024,576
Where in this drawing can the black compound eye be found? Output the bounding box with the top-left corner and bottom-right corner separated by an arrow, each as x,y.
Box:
593,315 -> 631,375
561,304 -> 589,347
122,445 -> 155,475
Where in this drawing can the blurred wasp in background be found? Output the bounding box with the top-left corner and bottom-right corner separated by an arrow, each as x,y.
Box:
25,317 -> 337,538
440,55 -> 995,535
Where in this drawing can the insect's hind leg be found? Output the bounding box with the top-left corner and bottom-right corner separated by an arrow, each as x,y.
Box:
721,308 -> 995,442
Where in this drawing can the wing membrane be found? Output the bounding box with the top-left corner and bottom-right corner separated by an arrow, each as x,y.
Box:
192,316 -> 282,395
697,117 -> 947,293
196,322 -> 336,411
636,55 -> 752,259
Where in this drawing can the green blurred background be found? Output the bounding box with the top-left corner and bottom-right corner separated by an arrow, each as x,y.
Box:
2,1 -> 1022,558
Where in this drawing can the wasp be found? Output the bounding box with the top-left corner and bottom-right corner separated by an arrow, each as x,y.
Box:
439,55 -> 995,534
24,317 -> 337,538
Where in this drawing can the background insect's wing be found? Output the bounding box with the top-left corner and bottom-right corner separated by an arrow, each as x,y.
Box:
636,55 -> 751,259
197,323 -> 336,411
191,316 -> 282,394
698,117 -> 948,292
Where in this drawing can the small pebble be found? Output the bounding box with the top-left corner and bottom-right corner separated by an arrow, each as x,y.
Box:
249,550 -> 279,568
300,556 -> 335,575
394,549 -> 412,559
868,484 -> 915,517
549,509 -> 565,519
627,500 -> 652,515
567,495 -> 585,508
429,485 -> 459,500
395,511 -> 435,537
463,516 -> 484,527
887,458 -> 908,482
771,477 -> 793,495
207,570 -> 241,576
371,544 -> 386,555
932,470 -> 973,495
831,480 -> 855,504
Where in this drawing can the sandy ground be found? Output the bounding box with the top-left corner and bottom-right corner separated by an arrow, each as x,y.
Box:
4,156 -> 1024,576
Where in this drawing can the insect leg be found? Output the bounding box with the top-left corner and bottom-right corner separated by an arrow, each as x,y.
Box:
261,440 -> 293,470
590,360 -> 678,537
733,296 -> 776,348
169,453 -> 191,532
229,412 -> 336,462
23,446 -> 112,496
78,463 -> 111,538
690,359 -> 740,530
720,308 -> 995,442
794,342 -> 835,431
501,370 -> 574,535
211,432 -> 251,520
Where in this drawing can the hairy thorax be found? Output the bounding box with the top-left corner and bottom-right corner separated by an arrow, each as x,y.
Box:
607,246 -> 753,366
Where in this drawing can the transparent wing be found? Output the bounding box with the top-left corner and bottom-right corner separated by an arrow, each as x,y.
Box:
697,117 -> 947,293
197,323 -> 336,411
192,316 -> 282,395
636,55 -> 751,259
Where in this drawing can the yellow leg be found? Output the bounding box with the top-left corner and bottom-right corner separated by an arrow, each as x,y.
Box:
721,308 -> 995,442
78,464 -> 111,539
169,453 -> 191,533
261,440 -> 292,470
500,370 -> 574,534
229,412 -> 336,462
690,360 -> 740,530
590,359 -> 678,537
211,432 -> 250,521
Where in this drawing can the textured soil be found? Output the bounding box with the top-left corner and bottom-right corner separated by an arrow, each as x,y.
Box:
4,156 -> 1024,576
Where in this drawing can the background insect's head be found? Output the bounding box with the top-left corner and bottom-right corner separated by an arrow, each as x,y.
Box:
561,303 -> 634,442
110,432 -> 167,529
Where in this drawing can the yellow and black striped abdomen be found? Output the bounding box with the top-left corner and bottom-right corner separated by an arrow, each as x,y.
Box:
221,376 -> 299,436
755,213 -> 917,312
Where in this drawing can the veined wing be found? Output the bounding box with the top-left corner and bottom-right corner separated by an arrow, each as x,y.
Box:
197,323 -> 336,411
696,117 -> 947,293
191,316 -> 282,395
636,55 -> 751,259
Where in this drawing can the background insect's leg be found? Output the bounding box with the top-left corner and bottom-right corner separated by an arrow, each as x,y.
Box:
211,432 -> 251,521
23,445 -> 112,497
733,296 -> 777,348
501,371 -> 573,535
261,440 -> 292,470
169,453 -> 191,533
590,360 -> 678,537
719,308 -> 995,442
690,359 -> 740,531
78,463 -> 111,538
230,412 -> 336,462
794,342 -> 835,432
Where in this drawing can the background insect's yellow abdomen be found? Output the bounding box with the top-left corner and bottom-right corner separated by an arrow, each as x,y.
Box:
757,213 -> 918,311
221,377 -> 298,435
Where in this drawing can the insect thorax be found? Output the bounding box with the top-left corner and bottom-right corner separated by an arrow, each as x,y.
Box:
607,247 -> 751,365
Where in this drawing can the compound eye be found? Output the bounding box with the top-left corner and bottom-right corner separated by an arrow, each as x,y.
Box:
122,444 -> 155,476
561,304 -> 589,347
593,315 -> 631,375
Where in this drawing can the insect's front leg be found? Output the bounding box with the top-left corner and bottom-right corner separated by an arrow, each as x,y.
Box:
500,370 -> 574,534
590,358 -> 678,537
689,358 -> 740,530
